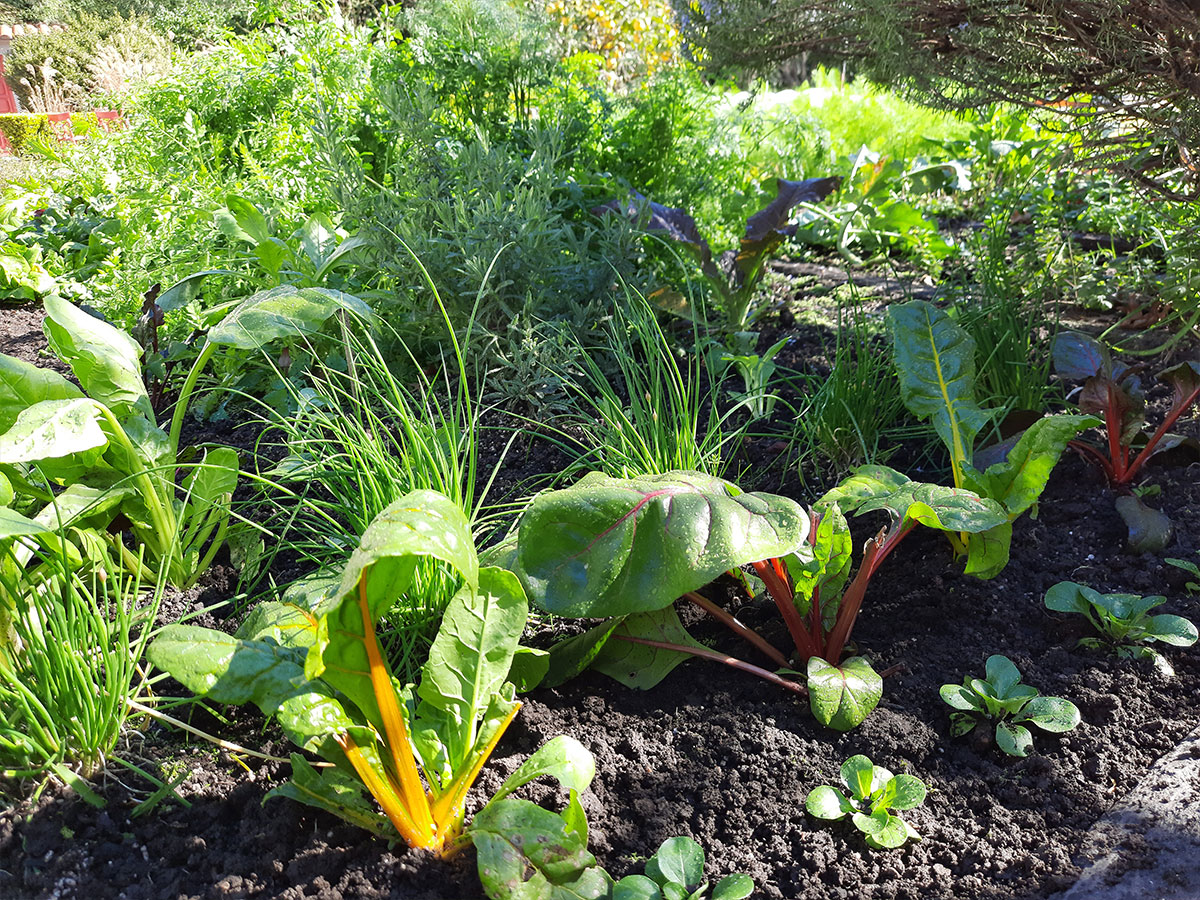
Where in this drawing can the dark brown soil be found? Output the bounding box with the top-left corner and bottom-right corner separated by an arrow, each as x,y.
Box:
1,300 -> 1198,900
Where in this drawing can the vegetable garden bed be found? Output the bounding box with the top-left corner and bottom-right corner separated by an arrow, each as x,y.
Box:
0,295 -> 1196,900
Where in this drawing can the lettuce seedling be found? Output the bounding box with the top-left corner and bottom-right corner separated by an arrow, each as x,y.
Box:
150,491 -> 593,855
805,754 -> 927,850
613,836 -> 754,900
888,300 -> 1099,577
940,654 -> 1081,757
1044,581 -> 1197,675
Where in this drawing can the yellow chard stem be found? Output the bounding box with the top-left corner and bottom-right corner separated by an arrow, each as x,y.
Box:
335,733 -> 431,850
431,700 -> 523,853
357,577 -> 436,844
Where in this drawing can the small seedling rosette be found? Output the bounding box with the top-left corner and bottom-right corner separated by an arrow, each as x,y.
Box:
805,754 -> 927,849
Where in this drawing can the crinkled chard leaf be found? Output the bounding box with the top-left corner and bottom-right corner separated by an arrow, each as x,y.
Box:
887,300 -> 997,476
1051,332 -> 1110,380
808,657 -> 883,732
592,606 -> 710,690
542,619 -> 623,689
206,284 -> 373,351
307,491 -> 479,734
845,468 -> 1008,534
786,505 -> 852,620
414,566 -> 527,774
42,294 -> 153,422
469,798 -> 608,900
815,465 -> 911,515
512,471 -> 808,618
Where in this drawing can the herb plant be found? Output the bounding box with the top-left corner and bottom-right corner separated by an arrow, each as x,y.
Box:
613,836 -> 754,900
940,654 -> 1081,757
1044,581 -> 1197,675
805,755 -> 927,849
888,299 -> 1098,577
150,491 -> 593,855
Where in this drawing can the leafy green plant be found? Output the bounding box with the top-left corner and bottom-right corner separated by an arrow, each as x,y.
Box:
792,147 -> 964,268
502,468 -> 1005,731
805,754 -> 927,850
0,241 -> 58,303
1044,581 -> 1197,675
594,176 -> 839,332
613,836 -> 754,900
150,490 -> 593,855
0,114 -> 51,155
940,654 -> 1081,757
719,331 -> 788,421
888,299 -> 1098,577
1051,330 -> 1199,551
0,285 -> 368,589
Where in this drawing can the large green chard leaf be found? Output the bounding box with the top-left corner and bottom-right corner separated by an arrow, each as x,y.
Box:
542,619 -> 623,689
591,606 -> 710,690
0,354 -> 84,433
0,398 -> 110,482
470,798 -> 609,900
147,623 -> 366,760
513,471 -> 808,618
414,566 -> 527,775
965,415 -> 1100,517
207,285 -> 373,351
42,295 -> 153,422
815,465 -> 911,515
887,300 -> 996,479
307,491 -> 479,741
854,477 -> 1008,534
962,522 -> 1014,579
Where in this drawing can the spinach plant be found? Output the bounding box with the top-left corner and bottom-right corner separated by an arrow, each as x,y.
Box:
0,286 -> 367,589
1052,330 -> 1199,550
1044,581 -> 1197,675
940,654 -> 1081,757
503,469 -> 1005,731
150,491 -> 593,856
888,300 -> 1098,577
805,754 -> 927,849
613,836 -> 754,900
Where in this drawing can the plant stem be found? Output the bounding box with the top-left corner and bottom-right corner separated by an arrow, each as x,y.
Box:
1123,381 -> 1200,483
614,635 -> 807,696
751,559 -> 822,661
168,340 -> 218,456
684,592 -> 791,668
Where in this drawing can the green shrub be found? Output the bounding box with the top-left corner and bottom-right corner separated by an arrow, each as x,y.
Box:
0,113 -> 50,153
